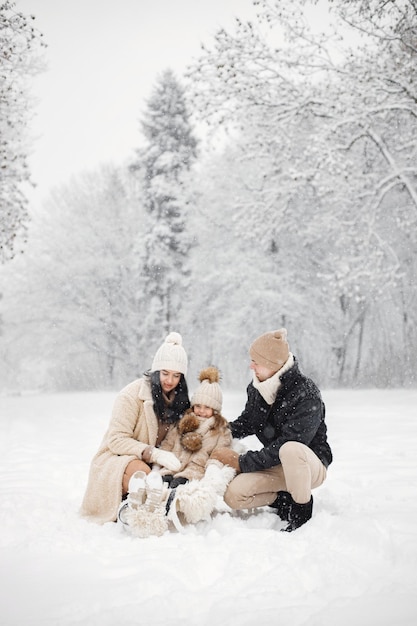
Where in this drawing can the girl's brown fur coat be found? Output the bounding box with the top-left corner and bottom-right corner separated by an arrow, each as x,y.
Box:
158,408 -> 232,481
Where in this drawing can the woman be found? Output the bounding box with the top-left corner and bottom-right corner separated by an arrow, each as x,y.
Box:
80,331 -> 190,524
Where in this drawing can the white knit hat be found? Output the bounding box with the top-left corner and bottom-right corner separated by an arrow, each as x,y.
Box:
151,332 -> 188,375
191,366 -> 223,412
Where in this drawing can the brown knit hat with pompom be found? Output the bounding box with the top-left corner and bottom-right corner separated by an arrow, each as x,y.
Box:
190,366 -> 223,412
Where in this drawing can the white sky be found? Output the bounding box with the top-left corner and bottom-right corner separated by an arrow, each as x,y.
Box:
15,0 -> 258,203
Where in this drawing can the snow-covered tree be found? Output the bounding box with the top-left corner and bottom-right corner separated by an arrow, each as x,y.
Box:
0,165 -> 146,390
187,0 -> 417,386
132,69 -> 198,339
330,0 -> 417,383
0,1 -> 45,262
2,2 -> 417,391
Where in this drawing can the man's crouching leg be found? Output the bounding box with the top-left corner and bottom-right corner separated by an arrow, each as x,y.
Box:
278,441 -> 327,531
223,466 -> 287,510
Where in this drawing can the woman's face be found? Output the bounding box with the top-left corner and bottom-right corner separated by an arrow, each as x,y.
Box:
159,370 -> 182,393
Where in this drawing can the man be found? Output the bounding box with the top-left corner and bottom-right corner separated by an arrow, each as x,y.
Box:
211,328 -> 332,531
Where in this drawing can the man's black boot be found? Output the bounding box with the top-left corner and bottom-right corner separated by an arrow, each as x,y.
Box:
282,496 -> 313,532
269,490 -> 292,521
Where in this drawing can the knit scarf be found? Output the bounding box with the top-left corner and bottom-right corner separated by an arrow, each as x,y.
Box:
252,353 -> 294,405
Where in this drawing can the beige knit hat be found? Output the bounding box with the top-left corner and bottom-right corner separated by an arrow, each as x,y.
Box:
249,328 -> 290,372
191,366 -> 223,412
151,331 -> 188,375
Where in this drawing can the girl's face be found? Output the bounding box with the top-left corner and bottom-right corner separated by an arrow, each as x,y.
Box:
193,404 -> 214,418
159,370 -> 182,393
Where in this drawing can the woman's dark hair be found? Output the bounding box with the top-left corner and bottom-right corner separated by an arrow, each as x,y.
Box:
149,370 -> 190,423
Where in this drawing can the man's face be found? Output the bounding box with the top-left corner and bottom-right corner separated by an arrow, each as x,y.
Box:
250,360 -> 277,382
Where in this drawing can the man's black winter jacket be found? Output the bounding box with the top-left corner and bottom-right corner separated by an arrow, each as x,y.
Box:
231,360 -> 333,473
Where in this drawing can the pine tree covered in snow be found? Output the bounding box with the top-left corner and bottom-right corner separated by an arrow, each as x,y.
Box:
133,68 -> 198,338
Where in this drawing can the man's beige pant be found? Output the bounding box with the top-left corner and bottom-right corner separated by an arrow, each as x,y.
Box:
224,441 -> 327,509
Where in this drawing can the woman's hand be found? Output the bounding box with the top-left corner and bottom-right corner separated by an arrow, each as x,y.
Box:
150,448 -> 181,472
142,445 -> 154,465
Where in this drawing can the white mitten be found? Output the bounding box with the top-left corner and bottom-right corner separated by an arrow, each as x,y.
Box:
150,448 -> 181,472
203,460 -> 236,495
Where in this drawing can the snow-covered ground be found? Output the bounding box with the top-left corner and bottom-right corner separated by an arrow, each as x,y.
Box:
0,388 -> 416,625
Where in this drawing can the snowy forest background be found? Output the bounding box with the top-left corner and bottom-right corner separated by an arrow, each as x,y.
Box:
1,0 -> 416,393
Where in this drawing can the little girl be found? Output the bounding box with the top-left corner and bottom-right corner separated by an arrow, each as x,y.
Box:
158,365 -> 232,487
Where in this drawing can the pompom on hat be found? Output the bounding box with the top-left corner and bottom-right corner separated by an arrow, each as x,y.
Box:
249,328 -> 290,372
151,331 -> 188,375
191,366 -> 223,412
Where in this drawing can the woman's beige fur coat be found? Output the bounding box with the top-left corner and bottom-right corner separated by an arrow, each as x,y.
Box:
159,409 -> 232,482
80,377 -> 175,524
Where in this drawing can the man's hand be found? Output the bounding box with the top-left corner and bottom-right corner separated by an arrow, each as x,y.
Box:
210,447 -> 241,473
